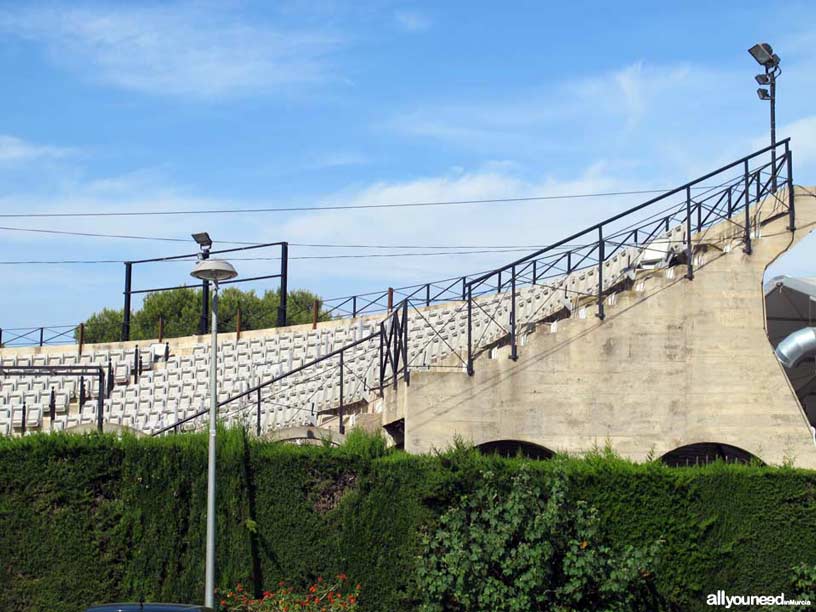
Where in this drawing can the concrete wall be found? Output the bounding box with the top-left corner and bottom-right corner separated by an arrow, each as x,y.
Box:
385,188 -> 816,467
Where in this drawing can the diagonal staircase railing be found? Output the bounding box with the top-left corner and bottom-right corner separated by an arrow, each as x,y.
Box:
153,139 -> 794,436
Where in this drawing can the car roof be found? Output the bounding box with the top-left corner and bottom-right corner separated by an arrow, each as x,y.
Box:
85,604 -> 211,612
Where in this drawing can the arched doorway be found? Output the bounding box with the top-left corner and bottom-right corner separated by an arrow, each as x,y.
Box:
476,440 -> 555,460
660,442 -> 763,467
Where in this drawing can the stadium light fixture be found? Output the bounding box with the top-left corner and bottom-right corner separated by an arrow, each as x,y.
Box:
748,42 -> 781,191
748,43 -> 777,67
191,256 -> 237,610
192,231 -> 213,251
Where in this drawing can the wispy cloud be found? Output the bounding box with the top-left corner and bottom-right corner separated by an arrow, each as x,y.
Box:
0,134 -> 76,163
0,4 -> 343,98
394,9 -> 432,32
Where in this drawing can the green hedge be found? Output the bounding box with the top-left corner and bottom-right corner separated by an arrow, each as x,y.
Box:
0,431 -> 814,611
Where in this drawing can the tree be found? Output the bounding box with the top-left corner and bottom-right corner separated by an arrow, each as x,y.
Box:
79,308 -> 126,344
76,287 -> 331,344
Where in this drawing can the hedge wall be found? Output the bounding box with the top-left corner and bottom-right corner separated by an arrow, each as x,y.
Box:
0,431 -> 815,612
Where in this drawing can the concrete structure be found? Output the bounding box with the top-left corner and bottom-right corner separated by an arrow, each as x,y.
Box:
383,187 -> 816,467
2,174 -> 816,468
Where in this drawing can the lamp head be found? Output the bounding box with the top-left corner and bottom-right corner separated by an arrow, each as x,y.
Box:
192,232 -> 213,252
748,42 -> 778,67
757,87 -> 771,101
190,259 -> 238,285
755,73 -> 770,85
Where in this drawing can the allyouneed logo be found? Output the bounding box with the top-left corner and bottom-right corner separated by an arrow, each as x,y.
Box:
707,590 -> 812,608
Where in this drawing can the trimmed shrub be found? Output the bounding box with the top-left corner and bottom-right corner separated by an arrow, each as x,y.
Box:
0,432 -> 814,611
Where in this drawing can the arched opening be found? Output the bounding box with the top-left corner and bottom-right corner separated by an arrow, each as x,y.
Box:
262,425 -> 345,447
660,442 -> 763,467
476,440 -> 555,460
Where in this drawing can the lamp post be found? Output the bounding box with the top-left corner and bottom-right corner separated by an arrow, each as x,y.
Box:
190,232 -> 238,610
749,42 -> 781,191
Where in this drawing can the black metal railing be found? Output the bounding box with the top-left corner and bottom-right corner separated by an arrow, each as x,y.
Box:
0,325 -> 81,349
152,301 -> 410,436
460,139 -> 793,374
149,140 -> 794,437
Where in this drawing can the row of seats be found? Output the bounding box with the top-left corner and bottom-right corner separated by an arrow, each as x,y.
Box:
0,221 -> 720,437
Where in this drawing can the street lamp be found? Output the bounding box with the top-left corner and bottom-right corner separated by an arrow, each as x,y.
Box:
748,42 -> 781,191
190,240 -> 238,610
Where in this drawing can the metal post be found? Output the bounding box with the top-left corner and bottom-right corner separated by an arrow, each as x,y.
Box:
49,388 -> 56,422
685,186 -> 694,279
312,299 -> 320,330
21,400 -> 26,435
744,160 -> 752,255
277,242 -> 288,327
352,296 -> 357,318
466,284 -> 474,376
510,266 -> 518,360
0,328 -> 3,348
256,389 -> 261,437
425,283 -> 431,308
338,350 -> 345,435
567,251 -> 572,273
391,310 -> 400,390
39,327 -> 44,347
204,283 -> 219,610
79,376 -> 85,407
236,306 -> 242,341
122,262 -> 132,342
770,69 -> 777,192
461,277 -> 466,300
402,299 -> 410,383
107,362 -> 113,396
387,288 -> 394,313
498,271 -> 502,293
532,260 -> 537,285
727,187 -> 733,219
696,195 -> 702,233
200,280 -> 210,335
378,322 -> 385,394
97,372 -> 104,433
786,143 -> 795,231
199,248 -> 211,336
134,346 -> 140,383
597,227 -> 606,319
78,323 -> 85,356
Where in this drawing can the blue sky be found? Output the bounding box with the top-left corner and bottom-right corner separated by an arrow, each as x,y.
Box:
1,0 -> 816,329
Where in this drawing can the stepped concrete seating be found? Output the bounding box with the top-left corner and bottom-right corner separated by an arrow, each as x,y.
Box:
0,187 -> 784,436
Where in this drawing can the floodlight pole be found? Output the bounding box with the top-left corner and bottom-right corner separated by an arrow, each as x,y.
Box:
204,280 -> 219,610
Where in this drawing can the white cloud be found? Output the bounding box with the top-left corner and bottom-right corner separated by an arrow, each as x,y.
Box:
394,10 -> 431,32
0,5 -> 342,98
0,134 -> 75,163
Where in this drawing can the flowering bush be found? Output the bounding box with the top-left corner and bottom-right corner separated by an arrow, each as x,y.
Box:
216,575 -> 361,611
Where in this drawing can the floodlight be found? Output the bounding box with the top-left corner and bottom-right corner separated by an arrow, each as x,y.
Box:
757,88 -> 771,101
192,232 -> 213,249
755,73 -> 770,85
190,259 -> 238,284
748,43 -> 775,67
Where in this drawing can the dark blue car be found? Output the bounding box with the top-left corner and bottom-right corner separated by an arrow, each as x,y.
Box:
85,605 -> 212,612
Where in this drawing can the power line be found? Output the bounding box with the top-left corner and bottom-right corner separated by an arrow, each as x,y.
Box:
0,247 -> 540,265
0,224 -> 550,250
0,186 -> 716,219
